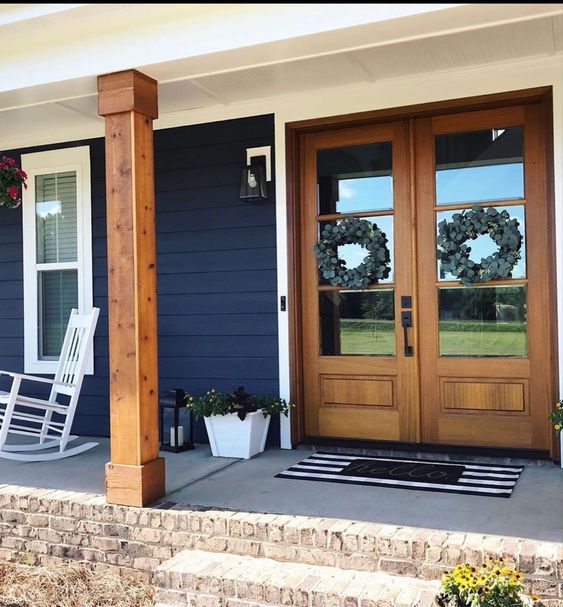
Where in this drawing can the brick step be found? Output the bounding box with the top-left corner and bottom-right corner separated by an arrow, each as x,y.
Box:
154,549 -> 439,607
181,510 -> 561,592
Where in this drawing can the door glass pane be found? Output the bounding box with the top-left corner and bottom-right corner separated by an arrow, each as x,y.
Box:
38,270 -> 78,358
435,127 -> 523,205
319,290 -> 395,356
317,142 -> 393,214
318,215 -> 394,285
436,205 -> 526,281
36,171 -> 78,263
438,285 -> 527,357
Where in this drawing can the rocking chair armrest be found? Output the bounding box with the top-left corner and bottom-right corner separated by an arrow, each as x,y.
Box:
0,370 -> 75,389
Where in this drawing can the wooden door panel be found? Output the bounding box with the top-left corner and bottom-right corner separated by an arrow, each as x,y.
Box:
440,378 -> 528,413
321,375 -> 395,408
297,97 -> 553,453
300,121 -> 418,442
415,102 -> 552,450
319,408 -> 401,441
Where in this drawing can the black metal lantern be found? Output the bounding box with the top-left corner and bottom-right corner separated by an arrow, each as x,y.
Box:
159,389 -> 194,453
239,157 -> 268,202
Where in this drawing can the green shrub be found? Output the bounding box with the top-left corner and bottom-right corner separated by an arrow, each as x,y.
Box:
186,386 -> 293,421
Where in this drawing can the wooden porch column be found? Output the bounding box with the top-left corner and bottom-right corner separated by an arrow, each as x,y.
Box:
98,70 -> 165,507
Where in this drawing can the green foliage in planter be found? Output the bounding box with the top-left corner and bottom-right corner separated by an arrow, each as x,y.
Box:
186,386 -> 293,421
437,560 -> 539,607
549,399 -> 563,432
0,154 -> 27,209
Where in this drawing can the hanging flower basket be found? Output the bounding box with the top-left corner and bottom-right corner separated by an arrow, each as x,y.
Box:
0,154 -> 27,209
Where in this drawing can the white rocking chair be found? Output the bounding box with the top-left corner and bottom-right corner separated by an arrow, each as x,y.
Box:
0,308 -> 100,462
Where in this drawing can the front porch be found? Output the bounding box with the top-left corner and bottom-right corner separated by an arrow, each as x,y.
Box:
0,443 -> 562,605
0,439 -> 560,543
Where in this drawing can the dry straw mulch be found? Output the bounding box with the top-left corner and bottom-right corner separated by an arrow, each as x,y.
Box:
0,560 -> 154,607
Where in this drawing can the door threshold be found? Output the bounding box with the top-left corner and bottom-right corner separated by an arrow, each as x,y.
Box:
299,436 -> 552,465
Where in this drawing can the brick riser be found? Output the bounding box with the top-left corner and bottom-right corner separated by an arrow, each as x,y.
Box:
0,485 -> 561,603
154,550 -> 439,607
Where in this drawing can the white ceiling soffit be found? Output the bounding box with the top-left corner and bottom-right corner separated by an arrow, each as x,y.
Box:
0,12 -> 562,150
1,3 -> 562,101
172,14 -> 563,107
349,17 -> 560,79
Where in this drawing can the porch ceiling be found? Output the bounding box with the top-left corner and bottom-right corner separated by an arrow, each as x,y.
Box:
0,7 -> 562,150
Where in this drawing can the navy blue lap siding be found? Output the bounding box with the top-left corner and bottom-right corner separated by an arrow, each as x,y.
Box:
0,114 -> 279,445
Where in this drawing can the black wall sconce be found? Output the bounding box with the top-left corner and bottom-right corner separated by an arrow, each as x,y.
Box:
240,146 -> 272,202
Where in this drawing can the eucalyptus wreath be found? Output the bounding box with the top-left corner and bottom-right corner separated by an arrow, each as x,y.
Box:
313,217 -> 391,288
437,206 -> 523,287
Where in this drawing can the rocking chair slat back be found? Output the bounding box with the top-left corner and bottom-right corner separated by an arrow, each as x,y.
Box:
50,308 -> 98,400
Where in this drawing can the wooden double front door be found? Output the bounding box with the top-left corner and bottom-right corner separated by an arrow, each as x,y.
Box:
299,100 -> 554,451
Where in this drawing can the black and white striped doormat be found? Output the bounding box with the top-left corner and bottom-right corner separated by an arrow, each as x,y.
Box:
276,452 -> 524,498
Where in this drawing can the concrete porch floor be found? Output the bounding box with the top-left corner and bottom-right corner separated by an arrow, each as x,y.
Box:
0,437 -> 561,542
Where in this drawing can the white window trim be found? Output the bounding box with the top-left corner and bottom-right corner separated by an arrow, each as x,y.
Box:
22,146 -> 94,375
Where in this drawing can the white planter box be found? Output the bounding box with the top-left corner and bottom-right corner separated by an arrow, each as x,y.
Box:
204,411 -> 271,459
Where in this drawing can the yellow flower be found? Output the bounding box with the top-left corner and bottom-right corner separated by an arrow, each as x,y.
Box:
556,401 -> 561,408
556,423 -> 562,431
530,595 -> 540,603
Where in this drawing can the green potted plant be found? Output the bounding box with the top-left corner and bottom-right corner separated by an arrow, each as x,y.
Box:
185,386 -> 293,459
0,154 -> 27,209
549,399 -> 563,469
436,559 -> 540,607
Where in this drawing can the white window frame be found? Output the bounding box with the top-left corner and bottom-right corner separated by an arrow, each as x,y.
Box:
22,146 -> 94,375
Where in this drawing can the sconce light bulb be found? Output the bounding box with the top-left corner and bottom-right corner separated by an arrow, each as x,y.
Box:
248,171 -> 257,188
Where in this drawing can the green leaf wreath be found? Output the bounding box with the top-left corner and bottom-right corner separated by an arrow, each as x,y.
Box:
314,217 -> 391,288
437,206 -> 523,287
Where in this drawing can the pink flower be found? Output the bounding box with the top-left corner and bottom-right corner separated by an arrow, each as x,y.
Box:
7,185 -> 19,200
4,156 -> 15,166
16,168 -> 27,179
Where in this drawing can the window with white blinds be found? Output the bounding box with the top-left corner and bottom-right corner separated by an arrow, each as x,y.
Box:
22,147 -> 93,374
36,172 -> 78,264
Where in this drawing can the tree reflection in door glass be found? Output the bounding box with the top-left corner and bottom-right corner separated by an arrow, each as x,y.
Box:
319,290 -> 395,356
438,285 -> 527,357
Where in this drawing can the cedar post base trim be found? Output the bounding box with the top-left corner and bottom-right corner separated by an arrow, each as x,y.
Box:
105,458 -> 165,507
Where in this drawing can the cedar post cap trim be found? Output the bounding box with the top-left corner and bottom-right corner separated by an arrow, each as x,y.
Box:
98,69 -> 158,119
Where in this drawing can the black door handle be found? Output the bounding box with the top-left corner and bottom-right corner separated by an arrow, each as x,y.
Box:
401,311 -> 414,357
